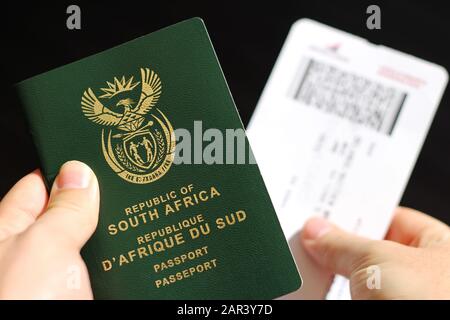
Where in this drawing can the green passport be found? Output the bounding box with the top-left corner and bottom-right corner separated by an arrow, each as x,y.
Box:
15,18 -> 301,299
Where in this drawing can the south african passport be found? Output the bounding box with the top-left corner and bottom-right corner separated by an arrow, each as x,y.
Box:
15,18 -> 301,299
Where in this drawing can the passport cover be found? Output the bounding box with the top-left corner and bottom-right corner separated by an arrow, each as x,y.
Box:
15,18 -> 301,299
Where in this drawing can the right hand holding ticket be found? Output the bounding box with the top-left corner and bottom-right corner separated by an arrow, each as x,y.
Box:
301,207 -> 450,299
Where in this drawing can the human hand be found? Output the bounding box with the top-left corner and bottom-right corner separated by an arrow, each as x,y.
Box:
0,161 -> 99,299
301,207 -> 450,299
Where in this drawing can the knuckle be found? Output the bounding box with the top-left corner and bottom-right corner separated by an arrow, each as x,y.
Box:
20,223 -> 53,247
318,234 -> 339,265
350,241 -> 383,271
418,226 -> 450,247
47,197 -> 83,214
350,265 -> 385,300
49,198 -> 97,226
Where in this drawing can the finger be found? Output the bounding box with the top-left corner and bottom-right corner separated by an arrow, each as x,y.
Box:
301,217 -> 382,278
385,207 -> 450,248
31,161 -> 100,250
0,170 -> 48,240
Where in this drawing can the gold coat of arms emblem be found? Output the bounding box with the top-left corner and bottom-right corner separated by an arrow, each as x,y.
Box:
81,68 -> 175,184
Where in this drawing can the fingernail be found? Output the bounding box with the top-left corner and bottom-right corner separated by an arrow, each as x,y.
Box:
56,161 -> 92,190
303,217 -> 332,240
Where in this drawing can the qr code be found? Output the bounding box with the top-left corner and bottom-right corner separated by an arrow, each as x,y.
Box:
290,58 -> 407,135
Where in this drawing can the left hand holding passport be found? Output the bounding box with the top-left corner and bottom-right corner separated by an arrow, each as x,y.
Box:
0,161 -> 99,299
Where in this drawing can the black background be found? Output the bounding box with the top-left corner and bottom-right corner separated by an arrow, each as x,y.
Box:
2,0 -> 450,224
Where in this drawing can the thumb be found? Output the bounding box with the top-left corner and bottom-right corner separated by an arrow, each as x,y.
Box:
33,161 -> 100,249
301,218 -> 383,278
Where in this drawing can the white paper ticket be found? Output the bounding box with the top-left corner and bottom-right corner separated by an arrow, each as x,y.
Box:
248,18 -> 448,300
